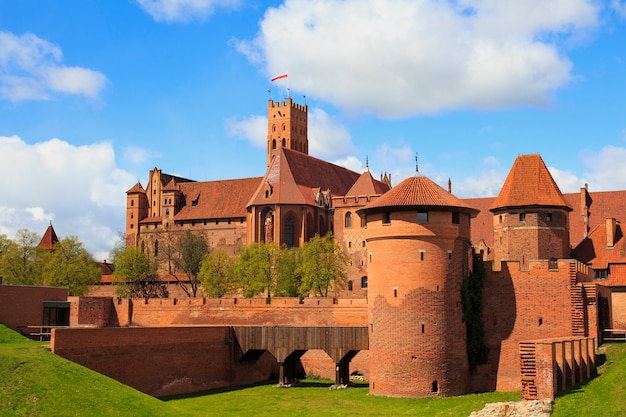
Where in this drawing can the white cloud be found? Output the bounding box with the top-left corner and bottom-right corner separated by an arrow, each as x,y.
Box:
0,31 -> 107,102
308,108 -> 355,159
225,114 -> 267,148
0,135 -> 135,260
236,0 -> 599,118
333,155 -> 363,173
581,146 -> 626,191
137,0 -> 241,23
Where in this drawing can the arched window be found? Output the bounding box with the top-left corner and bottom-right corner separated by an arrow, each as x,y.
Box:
284,215 -> 295,247
272,139 -> 277,150
282,138 -> 286,147
345,212 -> 352,228
360,276 -> 368,288
131,200 -> 134,207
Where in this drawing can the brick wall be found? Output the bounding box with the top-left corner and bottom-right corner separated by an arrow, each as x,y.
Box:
0,285 -> 68,331
51,326 -> 278,397
475,259 -> 588,392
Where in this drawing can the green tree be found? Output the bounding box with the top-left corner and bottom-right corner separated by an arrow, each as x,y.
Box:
39,236 -> 101,296
297,233 -> 349,297
274,246 -> 301,297
0,229 -> 40,285
177,231 -> 209,298
234,242 -> 275,298
111,246 -> 160,298
199,248 -> 236,297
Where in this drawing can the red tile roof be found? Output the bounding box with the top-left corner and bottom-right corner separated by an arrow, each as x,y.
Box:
362,173 -> 479,216
489,154 -> 572,212
126,182 -> 145,194
175,177 -> 262,221
247,148 -> 363,207
38,224 -> 59,250
346,169 -> 390,196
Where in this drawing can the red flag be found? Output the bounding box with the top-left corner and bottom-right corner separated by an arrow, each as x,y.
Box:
271,73 -> 288,82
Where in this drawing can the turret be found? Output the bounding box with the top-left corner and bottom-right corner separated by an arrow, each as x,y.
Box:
267,98 -> 308,167
358,172 -> 479,397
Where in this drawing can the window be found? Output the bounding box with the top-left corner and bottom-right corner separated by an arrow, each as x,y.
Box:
361,216 -> 367,228
519,213 -> 526,222
361,276 -> 368,288
131,200 -> 134,207
282,138 -> 286,147
284,215 -> 295,247
348,281 -> 353,291
549,258 -> 558,270
418,211 -> 428,223
348,241 -> 352,248
154,240 -> 159,257
452,212 -> 460,224
546,212 -> 553,222
499,215 -> 502,224
272,139 -> 277,149
383,212 -> 391,224
595,269 -> 608,279
345,212 -> 352,228
448,251 -> 452,260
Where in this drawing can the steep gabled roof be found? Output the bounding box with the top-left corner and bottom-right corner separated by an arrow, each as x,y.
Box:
175,177 -> 262,221
247,147 -> 362,207
346,169 -> 390,197
162,178 -> 179,192
38,224 -> 59,250
126,182 -> 145,194
489,154 -> 572,212
361,173 -> 479,216
572,222 -> 625,268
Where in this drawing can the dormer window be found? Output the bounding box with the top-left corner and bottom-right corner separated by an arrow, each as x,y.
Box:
191,194 -> 200,207
519,213 -> 526,222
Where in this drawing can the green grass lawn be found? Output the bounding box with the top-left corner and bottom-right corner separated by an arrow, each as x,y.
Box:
3,322 -> 626,417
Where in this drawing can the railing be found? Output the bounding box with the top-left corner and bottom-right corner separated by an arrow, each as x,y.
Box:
17,325 -> 69,342
602,329 -> 626,343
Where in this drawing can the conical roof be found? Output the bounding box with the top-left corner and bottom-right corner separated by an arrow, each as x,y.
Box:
360,173 -> 479,216
38,224 -> 59,250
489,154 -> 572,212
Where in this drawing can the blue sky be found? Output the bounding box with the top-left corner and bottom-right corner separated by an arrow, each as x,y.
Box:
0,0 -> 625,260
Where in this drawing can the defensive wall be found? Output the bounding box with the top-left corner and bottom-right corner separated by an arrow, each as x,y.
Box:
0,285 -> 68,333
68,295 -> 371,382
473,259 -> 597,393
51,326 -> 278,397
520,337 -> 596,400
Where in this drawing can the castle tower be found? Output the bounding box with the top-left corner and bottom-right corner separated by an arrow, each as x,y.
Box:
358,172 -> 479,397
267,98 -> 308,167
125,182 -> 148,247
489,154 -> 572,268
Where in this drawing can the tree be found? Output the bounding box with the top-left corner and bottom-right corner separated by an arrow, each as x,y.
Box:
177,231 -> 209,298
234,242 -> 275,297
199,248 -> 236,297
297,233 -> 349,297
112,246 -> 163,298
274,246 -> 301,297
0,229 -> 40,285
39,236 -> 101,296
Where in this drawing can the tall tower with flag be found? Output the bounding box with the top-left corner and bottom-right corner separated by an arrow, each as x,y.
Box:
267,74 -> 308,167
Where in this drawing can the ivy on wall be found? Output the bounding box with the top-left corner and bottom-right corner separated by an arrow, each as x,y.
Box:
461,252 -> 489,371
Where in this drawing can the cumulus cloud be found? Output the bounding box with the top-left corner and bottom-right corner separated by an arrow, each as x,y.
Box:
235,0 -> 599,118
225,114 -> 267,148
137,0 -> 241,22
580,146 -> 626,191
0,135 -> 135,260
0,31 -> 107,102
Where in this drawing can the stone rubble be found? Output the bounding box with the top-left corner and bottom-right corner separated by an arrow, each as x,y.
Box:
469,399 -> 553,417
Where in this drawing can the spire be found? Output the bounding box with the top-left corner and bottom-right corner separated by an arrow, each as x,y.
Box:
365,156 -> 369,171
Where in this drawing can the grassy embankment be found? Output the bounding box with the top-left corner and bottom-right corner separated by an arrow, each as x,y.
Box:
2,323 -> 626,416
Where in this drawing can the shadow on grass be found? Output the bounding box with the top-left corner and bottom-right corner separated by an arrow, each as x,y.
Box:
160,379 -> 369,401
554,353 -> 606,399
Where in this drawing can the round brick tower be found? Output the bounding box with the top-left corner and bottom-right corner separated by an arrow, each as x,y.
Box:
358,172 -> 479,397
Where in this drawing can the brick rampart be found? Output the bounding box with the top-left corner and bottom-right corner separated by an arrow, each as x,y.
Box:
520,337 -> 596,399
51,326 -> 278,397
474,259 -> 592,392
0,285 -> 68,331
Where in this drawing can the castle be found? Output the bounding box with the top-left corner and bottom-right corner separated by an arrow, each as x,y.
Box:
4,96 -> 625,399
114,97 -> 622,397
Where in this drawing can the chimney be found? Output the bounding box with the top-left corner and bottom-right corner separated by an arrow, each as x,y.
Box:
448,178 -> 452,193
581,184 -> 590,237
606,217 -> 617,247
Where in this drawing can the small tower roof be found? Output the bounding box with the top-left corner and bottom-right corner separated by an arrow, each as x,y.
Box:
126,182 -> 145,194
360,173 -> 479,216
38,224 -> 59,250
489,154 -> 572,212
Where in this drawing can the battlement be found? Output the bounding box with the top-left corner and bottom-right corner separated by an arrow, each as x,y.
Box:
268,98 -> 307,112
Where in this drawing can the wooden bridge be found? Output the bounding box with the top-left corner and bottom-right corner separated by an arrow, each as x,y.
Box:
233,326 -> 369,385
